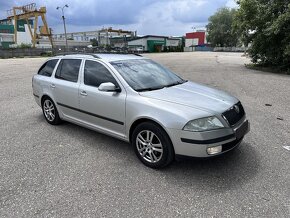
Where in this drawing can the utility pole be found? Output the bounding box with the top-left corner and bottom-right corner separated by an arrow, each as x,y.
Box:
57,4 -> 69,51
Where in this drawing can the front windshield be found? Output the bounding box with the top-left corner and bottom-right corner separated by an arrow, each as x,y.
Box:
110,59 -> 186,91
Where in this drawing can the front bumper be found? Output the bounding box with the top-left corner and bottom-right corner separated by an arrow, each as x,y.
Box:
167,118 -> 250,158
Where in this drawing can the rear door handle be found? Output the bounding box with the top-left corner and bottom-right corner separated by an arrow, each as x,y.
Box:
80,90 -> 87,96
50,84 -> 56,88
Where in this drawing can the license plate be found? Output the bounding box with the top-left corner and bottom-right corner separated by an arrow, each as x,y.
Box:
235,120 -> 249,140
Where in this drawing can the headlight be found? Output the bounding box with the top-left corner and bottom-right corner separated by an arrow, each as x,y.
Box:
183,116 -> 225,132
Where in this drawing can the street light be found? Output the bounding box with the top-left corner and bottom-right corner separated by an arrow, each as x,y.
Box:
57,4 -> 69,51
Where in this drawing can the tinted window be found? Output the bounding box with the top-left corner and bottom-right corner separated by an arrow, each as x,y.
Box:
38,59 -> 58,77
84,60 -> 117,87
55,59 -> 81,82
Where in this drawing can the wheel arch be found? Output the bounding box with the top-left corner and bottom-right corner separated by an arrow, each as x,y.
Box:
41,94 -> 54,105
40,94 -> 61,117
129,117 -> 173,146
40,94 -> 62,125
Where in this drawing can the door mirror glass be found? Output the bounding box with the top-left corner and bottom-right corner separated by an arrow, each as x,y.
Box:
98,82 -> 121,92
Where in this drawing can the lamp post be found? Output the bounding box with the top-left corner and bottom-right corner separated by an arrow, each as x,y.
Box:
57,4 -> 69,51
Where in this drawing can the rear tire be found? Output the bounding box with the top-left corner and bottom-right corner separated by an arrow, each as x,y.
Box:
132,122 -> 175,169
42,97 -> 61,125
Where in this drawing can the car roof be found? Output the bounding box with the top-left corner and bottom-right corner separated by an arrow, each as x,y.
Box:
53,53 -> 146,62
96,54 -> 145,62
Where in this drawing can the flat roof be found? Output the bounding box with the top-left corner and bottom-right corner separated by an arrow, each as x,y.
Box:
128,35 -> 181,42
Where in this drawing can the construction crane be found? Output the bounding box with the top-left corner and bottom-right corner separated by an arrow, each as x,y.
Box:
7,3 -> 53,48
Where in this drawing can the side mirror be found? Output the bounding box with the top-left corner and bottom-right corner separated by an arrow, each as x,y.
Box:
98,82 -> 121,92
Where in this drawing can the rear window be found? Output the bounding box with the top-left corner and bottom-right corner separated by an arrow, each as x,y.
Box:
55,59 -> 81,83
38,59 -> 59,77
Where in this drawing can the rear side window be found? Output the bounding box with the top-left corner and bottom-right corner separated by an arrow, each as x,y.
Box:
38,59 -> 58,77
84,60 -> 117,87
55,59 -> 81,82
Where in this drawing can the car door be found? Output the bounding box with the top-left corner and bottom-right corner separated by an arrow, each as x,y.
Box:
78,59 -> 126,138
33,59 -> 59,101
51,58 -> 82,120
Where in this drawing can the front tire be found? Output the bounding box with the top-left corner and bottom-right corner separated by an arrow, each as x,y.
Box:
42,97 -> 61,125
132,122 -> 174,169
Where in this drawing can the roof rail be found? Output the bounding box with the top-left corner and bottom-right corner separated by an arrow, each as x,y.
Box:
54,52 -> 101,58
91,51 -> 143,56
54,52 -> 143,58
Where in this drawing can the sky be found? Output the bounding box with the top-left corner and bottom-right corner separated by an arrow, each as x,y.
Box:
0,0 -> 237,36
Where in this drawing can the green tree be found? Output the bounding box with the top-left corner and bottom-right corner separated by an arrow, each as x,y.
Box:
206,7 -> 238,47
234,0 -> 290,70
90,38 -> 98,46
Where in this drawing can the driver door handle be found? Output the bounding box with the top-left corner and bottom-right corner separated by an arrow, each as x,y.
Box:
80,90 -> 87,96
50,84 -> 56,88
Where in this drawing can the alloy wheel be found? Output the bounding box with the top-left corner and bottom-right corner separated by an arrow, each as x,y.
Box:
43,99 -> 55,122
136,130 -> 163,163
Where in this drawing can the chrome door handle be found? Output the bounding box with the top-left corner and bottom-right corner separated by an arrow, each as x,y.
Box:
50,84 -> 56,88
80,90 -> 87,96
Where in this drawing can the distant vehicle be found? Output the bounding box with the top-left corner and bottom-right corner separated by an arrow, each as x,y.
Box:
32,54 -> 250,168
136,47 -> 143,52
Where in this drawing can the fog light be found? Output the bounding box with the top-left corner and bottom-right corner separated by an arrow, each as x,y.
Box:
207,145 -> 222,155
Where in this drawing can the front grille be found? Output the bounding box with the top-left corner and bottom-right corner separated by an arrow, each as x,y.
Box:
222,102 -> 245,126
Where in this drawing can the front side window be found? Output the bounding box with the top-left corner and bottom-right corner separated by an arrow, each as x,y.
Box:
84,60 -> 117,87
55,59 -> 81,82
110,59 -> 186,91
38,59 -> 58,77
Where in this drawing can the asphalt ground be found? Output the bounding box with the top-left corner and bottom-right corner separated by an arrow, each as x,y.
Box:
0,52 -> 289,217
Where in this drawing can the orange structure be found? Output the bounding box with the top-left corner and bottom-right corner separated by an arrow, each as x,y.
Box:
7,3 -> 53,48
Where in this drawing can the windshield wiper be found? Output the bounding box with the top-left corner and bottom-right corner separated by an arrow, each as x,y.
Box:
165,79 -> 188,88
135,86 -> 165,92
136,80 -> 188,92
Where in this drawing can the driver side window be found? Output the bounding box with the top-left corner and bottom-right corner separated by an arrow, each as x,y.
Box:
84,60 -> 117,87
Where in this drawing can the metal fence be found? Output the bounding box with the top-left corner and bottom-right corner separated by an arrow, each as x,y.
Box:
0,48 -> 54,58
0,46 -> 143,58
0,46 -> 248,58
213,47 -> 247,52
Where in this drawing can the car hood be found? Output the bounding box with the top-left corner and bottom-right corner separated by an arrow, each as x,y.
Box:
139,81 -> 238,114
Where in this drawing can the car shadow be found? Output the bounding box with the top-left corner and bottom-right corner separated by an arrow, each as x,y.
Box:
36,114 -> 259,192
160,142 -> 259,192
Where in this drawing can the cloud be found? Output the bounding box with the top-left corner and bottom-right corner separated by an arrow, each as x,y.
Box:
226,0 -> 238,8
170,0 -> 233,23
0,0 -> 238,35
120,0 -> 237,35
53,0 -> 157,26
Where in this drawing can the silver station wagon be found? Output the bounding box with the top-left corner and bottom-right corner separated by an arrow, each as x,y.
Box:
32,54 -> 250,168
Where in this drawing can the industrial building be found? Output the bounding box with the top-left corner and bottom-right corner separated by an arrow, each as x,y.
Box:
1,3 -> 185,52
0,18 -> 46,48
0,19 -> 15,48
128,35 -> 181,52
0,3 -> 52,48
184,31 -> 207,51
0,18 -> 37,48
0,3 -> 135,49
53,27 -> 136,47
109,35 -> 136,48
